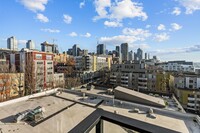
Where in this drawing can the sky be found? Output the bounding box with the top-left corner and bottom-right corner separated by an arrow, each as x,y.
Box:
0,0 -> 200,62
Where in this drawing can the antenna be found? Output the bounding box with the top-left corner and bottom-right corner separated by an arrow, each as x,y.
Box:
95,36 -> 99,45
52,38 -> 57,44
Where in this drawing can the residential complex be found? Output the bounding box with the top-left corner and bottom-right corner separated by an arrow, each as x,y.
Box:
174,74 -> 200,112
110,61 -> 174,93
157,61 -> 195,72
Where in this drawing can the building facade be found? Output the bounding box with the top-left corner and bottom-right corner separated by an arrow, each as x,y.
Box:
110,62 -> 174,93
7,36 -> 18,51
97,44 -> 106,55
41,41 -> 59,53
174,74 -> 200,112
8,51 -> 54,93
26,40 -> 35,50
121,43 -> 128,62
157,61 -> 195,72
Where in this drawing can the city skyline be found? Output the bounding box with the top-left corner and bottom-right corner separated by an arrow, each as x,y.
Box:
0,0 -> 200,61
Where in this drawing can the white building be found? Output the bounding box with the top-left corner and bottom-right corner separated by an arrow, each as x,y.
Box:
157,61 -> 195,72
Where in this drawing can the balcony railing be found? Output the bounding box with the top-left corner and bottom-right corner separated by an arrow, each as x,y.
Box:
138,77 -> 147,80
121,76 -> 128,79
138,86 -> 147,89
188,97 -> 195,101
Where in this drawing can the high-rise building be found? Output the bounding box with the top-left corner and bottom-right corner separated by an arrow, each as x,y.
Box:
97,44 -> 106,55
26,40 -> 35,49
145,53 -> 147,60
72,44 -> 79,56
129,50 -> 133,61
116,46 -> 121,57
41,41 -> 59,53
7,36 -> 18,51
137,48 -> 143,61
121,43 -> 128,62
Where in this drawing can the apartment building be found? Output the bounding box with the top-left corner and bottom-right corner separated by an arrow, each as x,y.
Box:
157,61 -> 195,72
174,74 -> 200,112
8,50 -> 54,93
110,62 -> 174,93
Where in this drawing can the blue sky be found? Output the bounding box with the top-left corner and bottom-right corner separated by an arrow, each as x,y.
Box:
0,0 -> 200,61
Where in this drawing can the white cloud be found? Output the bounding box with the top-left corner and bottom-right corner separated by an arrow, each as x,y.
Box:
154,33 -> 170,42
99,35 -> 138,45
93,0 -> 111,20
82,33 -> 91,38
122,28 -> 151,39
178,0 -> 200,14
18,40 -> 27,44
80,1 -> 85,8
99,28 -> 151,45
172,7 -> 181,16
171,23 -> 182,31
145,25 -> 151,28
104,21 -> 123,27
69,32 -> 78,37
41,28 -> 60,33
109,0 -> 148,21
36,13 -> 49,23
18,0 -> 48,12
63,14 -> 72,24
150,45 -> 200,55
93,0 -> 147,24
157,24 -> 166,31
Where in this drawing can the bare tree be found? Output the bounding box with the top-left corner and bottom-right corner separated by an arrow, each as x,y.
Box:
24,53 -> 35,95
0,63 -> 10,102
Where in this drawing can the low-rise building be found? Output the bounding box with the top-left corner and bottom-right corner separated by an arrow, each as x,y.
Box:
174,74 -> 200,112
110,61 -> 174,93
157,61 -> 195,72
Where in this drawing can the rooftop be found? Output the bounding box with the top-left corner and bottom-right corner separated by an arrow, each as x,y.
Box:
0,89 -> 199,133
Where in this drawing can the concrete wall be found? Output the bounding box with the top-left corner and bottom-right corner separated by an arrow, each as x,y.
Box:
114,89 -> 165,108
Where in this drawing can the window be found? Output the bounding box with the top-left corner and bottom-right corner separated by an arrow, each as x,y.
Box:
36,54 -> 42,59
47,62 -> 52,64
46,55 -> 52,60
37,62 -> 43,64
47,72 -> 52,75
189,85 -> 193,89
189,80 -> 193,83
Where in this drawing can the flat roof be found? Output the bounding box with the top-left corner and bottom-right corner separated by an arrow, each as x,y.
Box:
0,91 -> 199,133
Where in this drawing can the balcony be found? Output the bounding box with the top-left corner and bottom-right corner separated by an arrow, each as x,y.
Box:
138,86 -> 147,89
110,75 -> 116,78
138,81 -> 147,85
121,76 -> 128,79
121,84 -> 128,87
188,97 -> 195,101
187,107 -> 196,110
187,103 -> 195,106
138,77 -> 147,80
110,79 -> 116,82
121,80 -> 128,83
